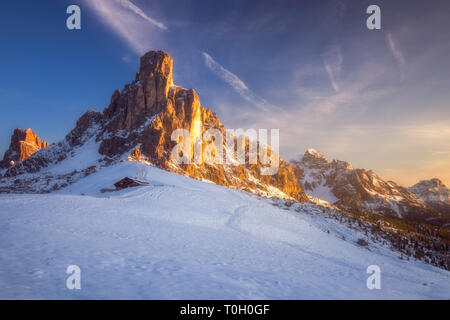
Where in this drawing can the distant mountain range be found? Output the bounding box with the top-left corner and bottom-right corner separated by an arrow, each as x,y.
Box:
292,149 -> 450,224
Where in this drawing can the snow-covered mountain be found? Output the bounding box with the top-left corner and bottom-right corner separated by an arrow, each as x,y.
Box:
291,149 -> 443,223
1,161 -> 449,299
409,179 -> 450,216
0,50 -> 305,201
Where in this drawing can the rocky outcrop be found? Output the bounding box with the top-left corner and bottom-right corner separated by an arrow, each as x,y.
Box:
98,50 -> 307,201
292,149 -> 444,222
409,179 -> 450,216
0,128 -> 49,168
1,50 -> 307,201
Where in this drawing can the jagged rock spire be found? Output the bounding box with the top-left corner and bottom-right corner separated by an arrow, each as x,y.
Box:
138,50 -> 173,86
103,50 -> 175,131
99,50 -> 308,201
0,128 -> 49,168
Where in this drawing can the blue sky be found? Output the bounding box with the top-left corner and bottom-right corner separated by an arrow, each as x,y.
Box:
1,0 -> 449,186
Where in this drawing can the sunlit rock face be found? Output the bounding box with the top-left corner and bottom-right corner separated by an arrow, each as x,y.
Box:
103,51 -> 174,132
0,128 -> 49,168
2,50 -> 307,201
100,50 -> 307,201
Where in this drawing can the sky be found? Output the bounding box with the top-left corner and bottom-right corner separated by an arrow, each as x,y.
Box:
0,0 -> 449,187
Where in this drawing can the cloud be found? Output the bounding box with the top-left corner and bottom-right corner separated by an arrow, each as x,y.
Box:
201,52 -> 270,111
121,55 -> 132,64
215,53 -> 397,169
322,45 -> 343,92
84,0 -> 166,55
341,123 -> 450,187
387,33 -> 405,66
117,0 -> 167,30
296,59 -> 389,118
324,63 -> 339,92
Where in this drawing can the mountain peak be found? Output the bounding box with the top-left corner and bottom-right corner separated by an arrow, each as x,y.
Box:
138,50 -> 173,86
412,178 -> 447,189
409,178 -> 450,211
0,128 -> 49,168
102,50 -> 176,132
1,49 -> 307,202
303,148 -> 328,161
430,178 -> 446,187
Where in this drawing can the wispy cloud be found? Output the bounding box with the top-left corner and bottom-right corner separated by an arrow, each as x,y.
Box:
201,52 -> 270,110
322,45 -> 343,92
117,0 -> 167,30
121,55 -> 132,64
295,58 -> 389,118
387,33 -> 405,66
84,0 -> 166,55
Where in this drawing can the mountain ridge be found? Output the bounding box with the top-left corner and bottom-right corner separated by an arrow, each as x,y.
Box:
291,149 -> 447,223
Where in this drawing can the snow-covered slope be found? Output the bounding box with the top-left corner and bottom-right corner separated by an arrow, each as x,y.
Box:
1,161 -> 448,299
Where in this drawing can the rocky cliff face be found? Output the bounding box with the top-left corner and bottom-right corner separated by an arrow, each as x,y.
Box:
291,149 -> 444,222
97,50 -> 305,200
1,50 -> 307,201
409,179 -> 450,216
0,128 -> 49,168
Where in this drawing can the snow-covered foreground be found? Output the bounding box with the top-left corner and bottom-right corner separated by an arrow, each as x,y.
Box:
0,162 -> 449,299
